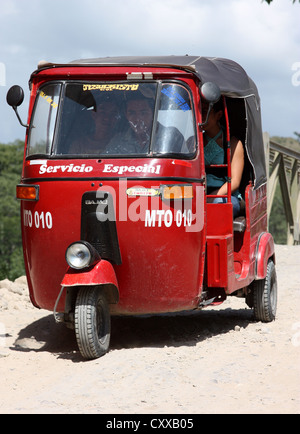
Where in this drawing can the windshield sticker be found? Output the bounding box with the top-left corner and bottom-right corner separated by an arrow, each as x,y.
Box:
83,84 -> 139,92
161,86 -> 190,112
40,91 -> 58,109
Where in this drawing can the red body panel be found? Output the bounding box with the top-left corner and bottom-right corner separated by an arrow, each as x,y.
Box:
206,203 -> 234,288
61,260 -> 118,288
205,183 -> 275,296
255,232 -> 275,279
20,158 -> 205,314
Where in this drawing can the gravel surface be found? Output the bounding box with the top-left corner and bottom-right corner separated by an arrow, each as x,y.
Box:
0,244 -> 299,414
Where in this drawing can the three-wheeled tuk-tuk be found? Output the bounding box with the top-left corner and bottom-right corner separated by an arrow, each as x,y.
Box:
7,56 -> 277,359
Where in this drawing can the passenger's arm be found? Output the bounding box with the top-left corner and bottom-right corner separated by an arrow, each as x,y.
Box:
214,137 -> 244,196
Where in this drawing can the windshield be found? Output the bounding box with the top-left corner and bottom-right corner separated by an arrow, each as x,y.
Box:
27,81 -> 196,158
27,83 -> 61,156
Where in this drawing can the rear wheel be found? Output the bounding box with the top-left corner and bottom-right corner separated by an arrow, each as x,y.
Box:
251,259 -> 277,322
75,287 -> 111,359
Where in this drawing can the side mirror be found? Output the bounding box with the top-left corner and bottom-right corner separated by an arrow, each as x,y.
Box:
200,82 -> 221,104
6,85 -> 28,128
7,85 -> 24,107
199,82 -> 221,129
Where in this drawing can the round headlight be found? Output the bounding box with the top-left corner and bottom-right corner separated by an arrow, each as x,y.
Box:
66,242 -> 94,269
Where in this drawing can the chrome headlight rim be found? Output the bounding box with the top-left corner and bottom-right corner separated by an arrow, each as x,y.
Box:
65,241 -> 99,270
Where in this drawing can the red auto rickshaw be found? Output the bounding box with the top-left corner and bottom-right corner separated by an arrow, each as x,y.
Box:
7,56 -> 277,359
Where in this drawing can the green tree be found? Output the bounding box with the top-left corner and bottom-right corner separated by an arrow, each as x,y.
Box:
0,140 -> 25,280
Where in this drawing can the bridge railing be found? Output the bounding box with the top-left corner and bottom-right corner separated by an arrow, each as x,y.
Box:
264,133 -> 300,245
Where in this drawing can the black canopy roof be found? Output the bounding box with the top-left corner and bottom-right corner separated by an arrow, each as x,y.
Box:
70,55 -> 257,98
37,56 -> 266,188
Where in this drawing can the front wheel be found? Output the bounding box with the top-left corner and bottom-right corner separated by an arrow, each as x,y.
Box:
75,287 -> 111,360
250,259 -> 278,322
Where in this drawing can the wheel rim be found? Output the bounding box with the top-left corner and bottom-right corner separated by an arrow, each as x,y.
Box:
269,268 -> 277,315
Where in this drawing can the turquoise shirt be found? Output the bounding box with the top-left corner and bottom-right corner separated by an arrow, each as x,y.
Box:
204,129 -> 241,199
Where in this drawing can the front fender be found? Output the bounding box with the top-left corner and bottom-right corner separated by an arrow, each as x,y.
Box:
255,232 -> 275,280
61,259 -> 119,304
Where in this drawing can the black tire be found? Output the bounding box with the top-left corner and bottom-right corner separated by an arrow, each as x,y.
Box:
75,287 -> 111,360
252,259 -> 277,322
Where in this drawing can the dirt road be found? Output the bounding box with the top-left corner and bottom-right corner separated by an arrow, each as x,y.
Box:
0,244 -> 299,414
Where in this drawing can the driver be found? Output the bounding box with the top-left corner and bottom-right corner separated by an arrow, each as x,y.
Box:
70,95 -> 119,154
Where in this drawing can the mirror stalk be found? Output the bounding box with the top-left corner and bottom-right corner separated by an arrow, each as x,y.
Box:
12,106 -> 28,128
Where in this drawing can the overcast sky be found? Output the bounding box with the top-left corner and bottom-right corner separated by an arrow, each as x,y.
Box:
0,0 -> 299,144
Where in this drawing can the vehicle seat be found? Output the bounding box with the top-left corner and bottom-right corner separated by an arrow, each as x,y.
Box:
233,216 -> 246,233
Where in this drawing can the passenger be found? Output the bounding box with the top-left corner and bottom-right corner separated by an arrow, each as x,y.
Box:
203,100 -> 244,218
70,96 -> 119,154
125,97 -> 154,152
106,95 -> 184,155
